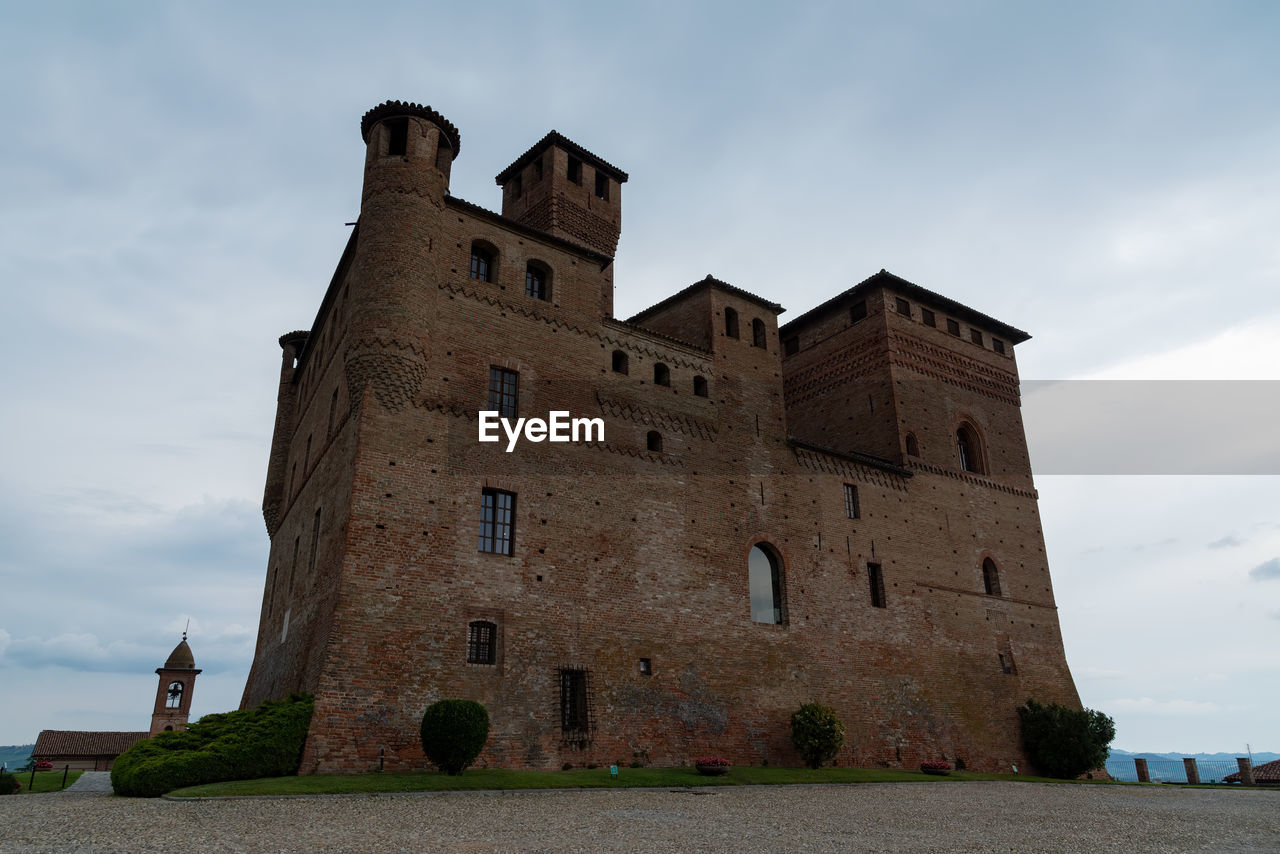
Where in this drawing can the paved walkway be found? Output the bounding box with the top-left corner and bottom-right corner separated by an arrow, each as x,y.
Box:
60,771 -> 113,794
1,781 -> 1277,852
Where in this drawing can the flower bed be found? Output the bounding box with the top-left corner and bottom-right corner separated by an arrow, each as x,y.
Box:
920,760 -> 952,776
694,757 -> 732,776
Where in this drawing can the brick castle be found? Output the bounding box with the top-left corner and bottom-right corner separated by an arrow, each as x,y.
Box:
241,100 -> 1083,774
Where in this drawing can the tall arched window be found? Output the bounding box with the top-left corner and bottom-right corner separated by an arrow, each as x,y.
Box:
724,307 -> 739,339
956,424 -> 984,474
166,681 -> 184,708
653,363 -> 670,387
752,318 -> 767,348
748,544 -> 785,624
982,558 -> 1002,597
470,242 -> 495,282
905,432 -> 920,457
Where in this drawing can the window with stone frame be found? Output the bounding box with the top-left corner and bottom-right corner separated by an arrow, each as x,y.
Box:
488,367 -> 519,419
478,488 -> 516,555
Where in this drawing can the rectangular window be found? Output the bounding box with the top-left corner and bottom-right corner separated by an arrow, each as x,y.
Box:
467,622 -> 496,665
533,157 -> 544,182
594,171 -> 609,200
525,266 -> 546,300
478,489 -> 516,555
513,174 -> 523,199
868,562 -> 886,608
784,336 -> 799,356
387,118 -> 408,156
560,669 -> 591,736
850,300 -> 867,323
567,156 -> 582,184
487,367 -> 518,419
639,658 -> 652,675
844,484 -> 860,519
921,308 -> 936,327
999,652 -> 1016,675
971,328 -> 984,345
895,297 -> 910,316
993,338 -> 1005,355
946,318 -> 961,336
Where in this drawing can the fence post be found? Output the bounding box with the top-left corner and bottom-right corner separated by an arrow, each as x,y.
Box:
1236,758 -> 1255,787
1183,758 -> 1200,785
1134,757 -> 1150,783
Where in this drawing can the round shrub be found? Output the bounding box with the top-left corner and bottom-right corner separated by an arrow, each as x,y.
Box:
1018,698 -> 1115,779
420,699 -> 490,775
0,772 -> 20,795
790,703 -> 845,769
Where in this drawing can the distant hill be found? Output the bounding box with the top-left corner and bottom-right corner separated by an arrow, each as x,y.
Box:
1109,748 -> 1280,764
0,744 -> 34,769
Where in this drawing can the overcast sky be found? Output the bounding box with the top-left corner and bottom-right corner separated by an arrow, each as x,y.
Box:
1,1 -> 1277,754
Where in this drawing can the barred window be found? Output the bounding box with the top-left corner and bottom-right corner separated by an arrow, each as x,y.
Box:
467,621 -> 496,665
488,367 -> 518,419
844,483 -> 860,519
868,562 -> 887,608
560,669 -> 591,735
478,489 -> 516,555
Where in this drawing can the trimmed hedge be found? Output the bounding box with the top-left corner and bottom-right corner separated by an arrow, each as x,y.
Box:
1018,698 -> 1115,779
790,703 -> 846,769
111,693 -> 313,797
420,699 -> 490,775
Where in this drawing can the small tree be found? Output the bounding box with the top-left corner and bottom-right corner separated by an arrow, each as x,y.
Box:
420,699 -> 490,775
790,703 -> 845,769
1017,698 -> 1115,779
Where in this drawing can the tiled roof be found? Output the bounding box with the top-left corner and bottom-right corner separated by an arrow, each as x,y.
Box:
33,730 -> 148,757
779,269 -> 1031,345
1225,758 -> 1280,783
495,131 -> 629,184
360,101 -> 461,155
628,274 -> 785,324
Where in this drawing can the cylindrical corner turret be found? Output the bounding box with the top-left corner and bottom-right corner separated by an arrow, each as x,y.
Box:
359,100 -> 460,199
262,330 -> 309,535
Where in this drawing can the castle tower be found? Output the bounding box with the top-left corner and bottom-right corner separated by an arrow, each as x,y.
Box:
150,634 -> 201,734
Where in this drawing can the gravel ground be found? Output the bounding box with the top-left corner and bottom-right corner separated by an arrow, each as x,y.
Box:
1,781 -> 1277,853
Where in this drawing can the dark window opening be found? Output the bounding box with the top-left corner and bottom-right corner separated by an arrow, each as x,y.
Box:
533,157 -> 544,182
784,336 -> 799,356
164,725 -> 173,731
868,562 -> 887,608
850,300 -> 867,323
999,653 -> 1015,675
467,621 -> 497,665
435,140 -> 452,172
479,489 -> 516,555
488,367 -> 518,419
922,308 -> 936,327
895,297 -> 911,316
308,508 -> 321,574
470,244 -> 494,282
752,318 -> 767,348
724,307 -> 739,339
971,328 -> 984,346
166,681 -> 184,709
513,174 -> 523,199
567,156 -> 582,184
947,318 -> 961,336
905,432 -> 920,457
957,425 -> 984,474
983,558 -> 1002,597
328,388 -> 339,436
611,350 -> 629,374
844,483 -> 860,519
639,658 -> 652,675
387,118 -> 408,156
647,431 -> 663,453
594,171 -> 609,200
653,363 -> 670,386
560,669 -> 591,737
993,338 -> 1005,355
749,544 -> 785,624
525,263 -> 548,300
693,376 -> 708,397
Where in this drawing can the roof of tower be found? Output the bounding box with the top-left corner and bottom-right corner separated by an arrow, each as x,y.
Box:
627,274 -> 784,324
360,101 -> 461,155
494,131 -> 629,185
779,269 -> 1031,344
163,636 -> 196,670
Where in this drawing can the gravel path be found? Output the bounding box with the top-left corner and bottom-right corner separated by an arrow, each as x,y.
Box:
61,772 -> 113,795
1,782 -> 1277,853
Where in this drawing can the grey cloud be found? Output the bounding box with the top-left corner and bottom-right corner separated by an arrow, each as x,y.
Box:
1209,534 -> 1244,549
1250,558 -> 1280,581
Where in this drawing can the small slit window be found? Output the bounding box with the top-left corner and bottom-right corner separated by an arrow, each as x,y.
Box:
751,318 -> 767,348
983,558 -> 1002,597
467,621 -> 497,665
693,376 -> 708,397
647,431 -> 663,453
724,307 -> 739,339
868,562 -> 887,608
611,350 -> 629,374
653,363 -> 670,386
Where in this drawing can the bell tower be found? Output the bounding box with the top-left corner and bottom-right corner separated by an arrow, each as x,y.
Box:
150,633 -> 201,735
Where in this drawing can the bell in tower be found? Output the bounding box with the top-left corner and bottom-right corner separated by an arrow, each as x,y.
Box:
149,633 -> 202,735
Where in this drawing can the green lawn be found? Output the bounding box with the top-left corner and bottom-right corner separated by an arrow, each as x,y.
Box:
169,765 -> 1093,798
12,769 -> 84,794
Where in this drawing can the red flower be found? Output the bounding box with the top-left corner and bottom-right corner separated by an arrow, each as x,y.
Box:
694,757 -> 731,767
921,760 -> 952,771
